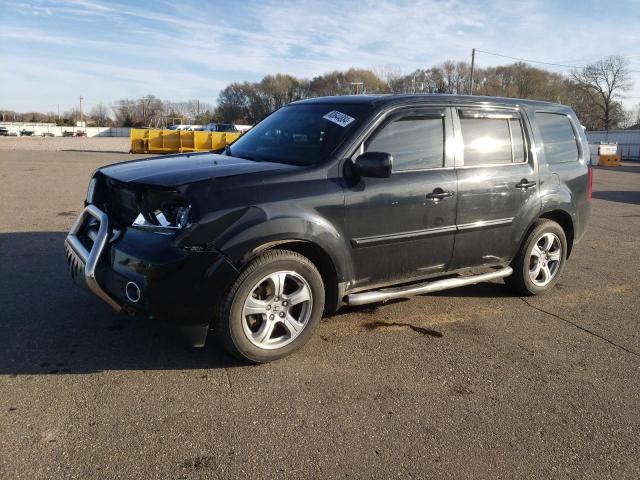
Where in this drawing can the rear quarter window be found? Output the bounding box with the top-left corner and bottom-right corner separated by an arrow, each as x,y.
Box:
536,112 -> 580,164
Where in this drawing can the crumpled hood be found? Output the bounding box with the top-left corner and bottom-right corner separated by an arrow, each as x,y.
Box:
99,153 -> 297,186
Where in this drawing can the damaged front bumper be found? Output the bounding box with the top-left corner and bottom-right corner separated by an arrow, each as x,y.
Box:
64,205 -> 240,346
64,204 -> 123,312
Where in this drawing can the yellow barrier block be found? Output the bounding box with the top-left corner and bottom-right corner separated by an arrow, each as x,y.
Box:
147,130 -> 181,153
225,132 -> 242,144
211,132 -> 226,150
599,154 -> 621,167
147,129 -> 163,153
163,130 -> 181,152
130,128 -> 243,154
193,131 -> 211,151
130,128 -> 149,154
179,130 -> 195,153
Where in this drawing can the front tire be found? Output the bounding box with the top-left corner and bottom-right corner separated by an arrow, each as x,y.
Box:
505,219 -> 567,296
218,249 -> 325,363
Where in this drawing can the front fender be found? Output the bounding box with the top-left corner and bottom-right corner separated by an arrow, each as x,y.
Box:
202,206 -> 353,284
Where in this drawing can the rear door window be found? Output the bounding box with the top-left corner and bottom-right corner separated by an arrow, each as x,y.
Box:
458,110 -> 527,166
365,116 -> 444,171
460,118 -> 511,165
536,112 -> 579,164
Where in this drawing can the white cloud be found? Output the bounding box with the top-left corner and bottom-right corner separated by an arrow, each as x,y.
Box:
1,0 -> 639,111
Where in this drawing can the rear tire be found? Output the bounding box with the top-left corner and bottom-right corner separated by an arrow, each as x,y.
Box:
505,219 -> 567,296
218,249 -> 325,363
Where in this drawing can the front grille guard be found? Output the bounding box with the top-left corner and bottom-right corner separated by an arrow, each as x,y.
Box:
64,205 -> 122,312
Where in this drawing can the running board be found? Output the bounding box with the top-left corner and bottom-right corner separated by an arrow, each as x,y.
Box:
346,267 -> 513,306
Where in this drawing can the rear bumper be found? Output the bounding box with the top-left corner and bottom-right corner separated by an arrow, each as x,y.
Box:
64,205 -> 240,346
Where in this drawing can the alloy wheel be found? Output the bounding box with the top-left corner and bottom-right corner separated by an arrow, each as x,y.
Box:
241,271 -> 313,350
528,232 -> 562,287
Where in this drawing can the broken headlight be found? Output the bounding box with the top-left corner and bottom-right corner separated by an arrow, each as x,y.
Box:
131,190 -> 191,233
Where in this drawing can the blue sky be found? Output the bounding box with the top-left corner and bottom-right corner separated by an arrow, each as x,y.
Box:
1,0 -> 639,113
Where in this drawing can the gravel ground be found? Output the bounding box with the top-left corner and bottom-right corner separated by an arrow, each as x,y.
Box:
0,151 -> 639,479
0,136 -> 130,152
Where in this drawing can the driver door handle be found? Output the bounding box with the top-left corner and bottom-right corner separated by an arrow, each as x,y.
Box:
426,188 -> 455,201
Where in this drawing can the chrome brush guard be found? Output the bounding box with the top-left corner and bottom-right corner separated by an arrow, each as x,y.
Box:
64,205 -> 122,312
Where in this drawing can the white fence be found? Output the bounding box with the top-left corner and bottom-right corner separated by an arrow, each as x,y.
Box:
586,130 -> 640,161
0,122 -> 131,137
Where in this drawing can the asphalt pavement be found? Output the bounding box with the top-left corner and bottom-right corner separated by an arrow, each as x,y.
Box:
1,151 -> 638,479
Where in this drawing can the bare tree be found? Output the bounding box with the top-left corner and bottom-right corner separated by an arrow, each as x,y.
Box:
63,108 -> 81,125
571,56 -> 632,130
89,102 -> 110,126
137,95 -> 163,127
112,99 -> 136,126
620,103 -> 640,129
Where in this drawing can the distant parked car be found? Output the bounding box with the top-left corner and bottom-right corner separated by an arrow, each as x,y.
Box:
20,129 -> 34,136
204,123 -> 238,133
62,131 -> 74,137
41,132 -> 55,137
0,126 -> 9,136
7,130 -> 18,136
75,131 -> 87,137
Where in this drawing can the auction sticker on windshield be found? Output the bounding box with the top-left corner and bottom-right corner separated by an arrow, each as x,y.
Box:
323,110 -> 356,127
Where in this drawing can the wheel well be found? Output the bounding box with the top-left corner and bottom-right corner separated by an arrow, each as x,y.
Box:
261,241 -> 340,314
540,210 -> 574,258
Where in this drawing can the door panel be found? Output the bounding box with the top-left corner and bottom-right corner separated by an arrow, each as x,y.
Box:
452,164 -> 539,268
450,107 -> 540,269
347,170 -> 458,287
345,107 -> 457,289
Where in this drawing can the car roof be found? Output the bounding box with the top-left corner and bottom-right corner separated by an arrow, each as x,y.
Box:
291,93 -> 566,110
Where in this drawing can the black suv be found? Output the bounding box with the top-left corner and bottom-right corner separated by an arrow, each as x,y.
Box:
65,95 -> 592,362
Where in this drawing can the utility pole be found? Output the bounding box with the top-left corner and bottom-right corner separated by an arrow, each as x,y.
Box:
469,48 -> 475,95
79,96 -> 84,125
350,81 -> 364,95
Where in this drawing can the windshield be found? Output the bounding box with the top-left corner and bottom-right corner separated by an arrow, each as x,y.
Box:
228,103 -> 372,166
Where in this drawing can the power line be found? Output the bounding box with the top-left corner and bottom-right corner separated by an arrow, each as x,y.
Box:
474,49 -> 640,73
474,49 -> 584,69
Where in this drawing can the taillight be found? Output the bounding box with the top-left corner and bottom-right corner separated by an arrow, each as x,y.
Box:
588,166 -> 593,201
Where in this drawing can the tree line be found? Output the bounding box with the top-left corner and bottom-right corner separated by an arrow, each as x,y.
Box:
214,56 -> 638,131
0,97 -> 216,129
1,56 -> 637,131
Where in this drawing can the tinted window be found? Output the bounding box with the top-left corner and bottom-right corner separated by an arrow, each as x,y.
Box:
536,113 -> 579,164
460,118 -> 513,165
510,119 -> 526,163
228,103 -> 371,166
366,117 -> 444,171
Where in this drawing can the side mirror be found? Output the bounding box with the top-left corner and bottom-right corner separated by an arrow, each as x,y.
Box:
353,152 -> 393,178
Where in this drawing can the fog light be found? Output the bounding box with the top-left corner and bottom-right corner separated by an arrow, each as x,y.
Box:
125,281 -> 141,303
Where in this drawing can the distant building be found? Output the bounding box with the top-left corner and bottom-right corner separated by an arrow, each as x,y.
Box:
586,130 -> 640,161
